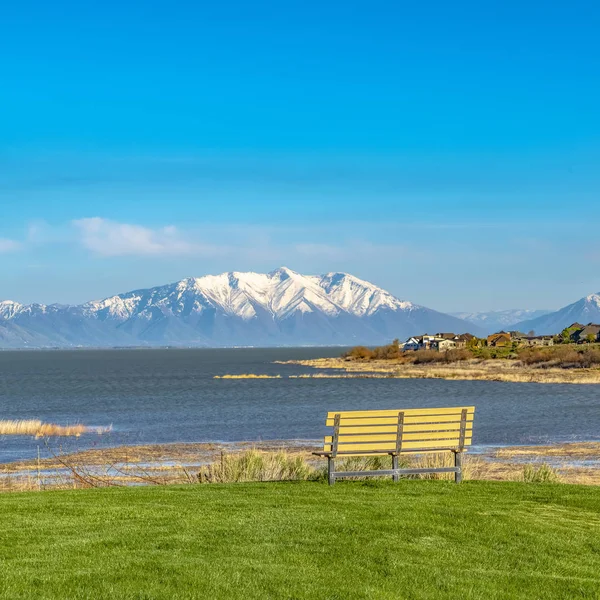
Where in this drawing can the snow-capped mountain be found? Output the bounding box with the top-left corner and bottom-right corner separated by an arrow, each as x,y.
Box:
0,301 -> 24,320
451,309 -> 551,335
511,294 -> 600,336
0,267 -> 482,348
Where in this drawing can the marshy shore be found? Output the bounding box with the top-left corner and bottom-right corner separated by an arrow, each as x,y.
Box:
274,357 -> 600,384
2,439 -> 600,492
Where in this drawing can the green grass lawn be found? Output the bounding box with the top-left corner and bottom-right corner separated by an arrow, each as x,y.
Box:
1,481 -> 600,599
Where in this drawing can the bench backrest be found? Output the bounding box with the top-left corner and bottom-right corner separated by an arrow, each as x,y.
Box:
323,406 -> 474,456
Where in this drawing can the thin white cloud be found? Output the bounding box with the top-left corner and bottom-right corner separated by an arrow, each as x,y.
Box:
72,217 -> 222,257
0,238 -> 21,253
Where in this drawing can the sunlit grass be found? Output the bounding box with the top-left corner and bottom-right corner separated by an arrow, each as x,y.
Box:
1,481 -> 600,599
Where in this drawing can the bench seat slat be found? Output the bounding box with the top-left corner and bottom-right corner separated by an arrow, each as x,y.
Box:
326,407 -> 475,419
324,439 -> 472,452
338,423 -> 473,434
325,432 -> 473,444
314,448 -> 459,457
326,414 -> 473,426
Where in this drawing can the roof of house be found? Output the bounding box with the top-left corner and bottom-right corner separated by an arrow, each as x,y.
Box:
488,332 -> 511,339
576,325 -> 600,338
457,333 -> 475,341
487,333 -> 512,345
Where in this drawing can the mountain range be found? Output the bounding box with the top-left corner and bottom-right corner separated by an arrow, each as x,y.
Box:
455,296 -> 600,336
451,309 -> 551,335
2,269 -> 599,348
0,268 -> 482,348
509,294 -> 600,336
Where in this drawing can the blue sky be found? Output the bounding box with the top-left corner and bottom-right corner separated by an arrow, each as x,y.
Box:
1,0 -> 599,312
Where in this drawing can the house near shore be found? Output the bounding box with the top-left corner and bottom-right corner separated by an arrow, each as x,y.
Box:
571,324 -> 600,344
430,338 -> 457,352
403,337 -> 422,351
487,332 -> 512,348
454,333 -> 475,348
402,332 -> 475,352
517,335 -> 555,347
509,331 -> 527,339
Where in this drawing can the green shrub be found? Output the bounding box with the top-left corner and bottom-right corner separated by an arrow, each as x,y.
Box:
522,463 -> 561,483
198,450 -> 318,483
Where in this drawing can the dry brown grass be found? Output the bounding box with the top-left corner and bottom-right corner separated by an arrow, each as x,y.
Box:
3,441 -> 599,493
492,443 -> 600,485
0,420 -> 111,438
279,358 -> 600,384
405,452 -> 490,481
519,345 -> 600,369
495,442 -> 600,459
214,374 -> 282,379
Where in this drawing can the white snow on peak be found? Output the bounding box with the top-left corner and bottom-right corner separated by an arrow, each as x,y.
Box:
584,293 -> 600,306
316,272 -> 416,316
182,268 -> 342,320
83,294 -> 143,320
1,268 -> 417,324
0,301 -> 23,319
0,301 -> 52,318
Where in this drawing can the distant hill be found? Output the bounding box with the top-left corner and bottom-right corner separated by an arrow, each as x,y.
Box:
0,268 -> 482,348
511,294 -> 600,336
451,309 -> 551,335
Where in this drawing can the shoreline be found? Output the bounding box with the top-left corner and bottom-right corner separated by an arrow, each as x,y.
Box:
2,439 -> 600,490
273,357 -> 600,384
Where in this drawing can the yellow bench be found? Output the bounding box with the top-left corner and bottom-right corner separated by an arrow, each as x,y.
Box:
314,406 -> 475,485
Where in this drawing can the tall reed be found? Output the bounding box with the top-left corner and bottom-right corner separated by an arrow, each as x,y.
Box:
0,420 -> 110,438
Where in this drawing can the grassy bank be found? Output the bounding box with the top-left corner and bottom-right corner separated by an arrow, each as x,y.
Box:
342,341 -> 600,367
271,341 -> 600,384
1,481 -> 600,599
279,357 -> 600,384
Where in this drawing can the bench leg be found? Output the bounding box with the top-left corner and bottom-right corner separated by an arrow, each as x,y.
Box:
392,455 -> 399,482
454,451 -> 463,484
328,457 -> 336,486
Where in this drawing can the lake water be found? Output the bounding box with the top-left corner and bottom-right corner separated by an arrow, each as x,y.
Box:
1,348 -> 600,462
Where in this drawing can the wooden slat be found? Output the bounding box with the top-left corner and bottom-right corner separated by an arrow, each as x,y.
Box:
316,448 -> 456,457
326,407 -> 474,419
323,439 -> 472,452
325,434 -> 396,443
326,414 -> 474,426
338,423 -> 473,434
325,432 -> 473,444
